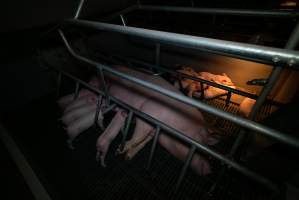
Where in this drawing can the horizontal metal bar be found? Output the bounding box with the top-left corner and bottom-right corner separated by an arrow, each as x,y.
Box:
63,19 -> 299,68
51,66 -> 279,191
102,52 -> 258,99
58,29 -> 299,150
137,5 -> 299,18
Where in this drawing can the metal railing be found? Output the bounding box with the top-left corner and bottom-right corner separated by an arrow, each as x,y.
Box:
48,0 -> 299,195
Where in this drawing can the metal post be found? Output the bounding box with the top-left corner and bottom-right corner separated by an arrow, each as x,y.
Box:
146,126 -> 161,169
153,43 -> 162,75
74,0 -> 85,19
175,145 -> 196,191
190,0 -> 194,7
98,65 -> 110,105
74,82 -> 80,100
120,111 -> 134,149
94,94 -> 103,129
120,14 -> 126,26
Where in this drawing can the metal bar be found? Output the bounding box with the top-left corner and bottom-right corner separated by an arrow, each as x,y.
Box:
102,103 -> 117,115
74,0 -> 85,19
58,29 -> 299,150
56,72 -> 62,97
105,52 -> 258,99
137,5 -> 299,18
52,66 -> 279,191
0,124 -> 52,200
190,0 -> 194,7
230,21 -> 299,156
120,111 -> 134,149
175,145 -> 196,191
97,65 -> 110,105
200,82 -> 205,99
74,81 -> 80,100
155,43 -> 160,66
64,19 -> 299,69
94,94 -> 103,127
120,14 -> 126,26
101,5 -> 138,22
225,91 -> 232,106
146,126 -> 161,170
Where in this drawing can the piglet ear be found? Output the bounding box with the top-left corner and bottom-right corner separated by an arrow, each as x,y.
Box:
222,73 -> 228,77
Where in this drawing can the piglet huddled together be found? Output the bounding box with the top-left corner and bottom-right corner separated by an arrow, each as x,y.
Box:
58,65 -> 220,176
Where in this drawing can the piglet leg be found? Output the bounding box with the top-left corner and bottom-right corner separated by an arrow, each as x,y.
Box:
96,109 -> 127,167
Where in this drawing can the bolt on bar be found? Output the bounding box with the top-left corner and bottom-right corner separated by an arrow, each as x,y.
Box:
58,29 -> 299,150
64,19 -> 299,68
53,66 -> 279,191
136,5 -> 299,18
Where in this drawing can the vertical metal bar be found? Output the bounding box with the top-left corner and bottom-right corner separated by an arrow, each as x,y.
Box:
225,91 -> 232,106
146,126 -> 161,170
74,81 -> 80,100
56,72 -> 62,98
98,65 -> 110,105
120,111 -> 134,148
175,145 -> 196,191
230,21 -> 299,156
153,43 -> 161,75
74,0 -> 85,19
155,43 -> 160,66
94,94 -> 103,127
120,14 -> 127,26
190,0 -> 194,7
200,82 -> 205,100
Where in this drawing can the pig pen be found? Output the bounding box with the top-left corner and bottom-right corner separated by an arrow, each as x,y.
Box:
2,2 -> 299,200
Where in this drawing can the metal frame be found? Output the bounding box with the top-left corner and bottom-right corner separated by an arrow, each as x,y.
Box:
49,0 -> 299,195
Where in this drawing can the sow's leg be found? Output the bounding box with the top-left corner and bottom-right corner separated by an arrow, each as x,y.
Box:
96,109 -> 128,167
116,118 -> 154,159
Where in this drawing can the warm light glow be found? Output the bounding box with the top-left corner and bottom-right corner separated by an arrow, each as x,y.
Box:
280,0 -> 297,7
